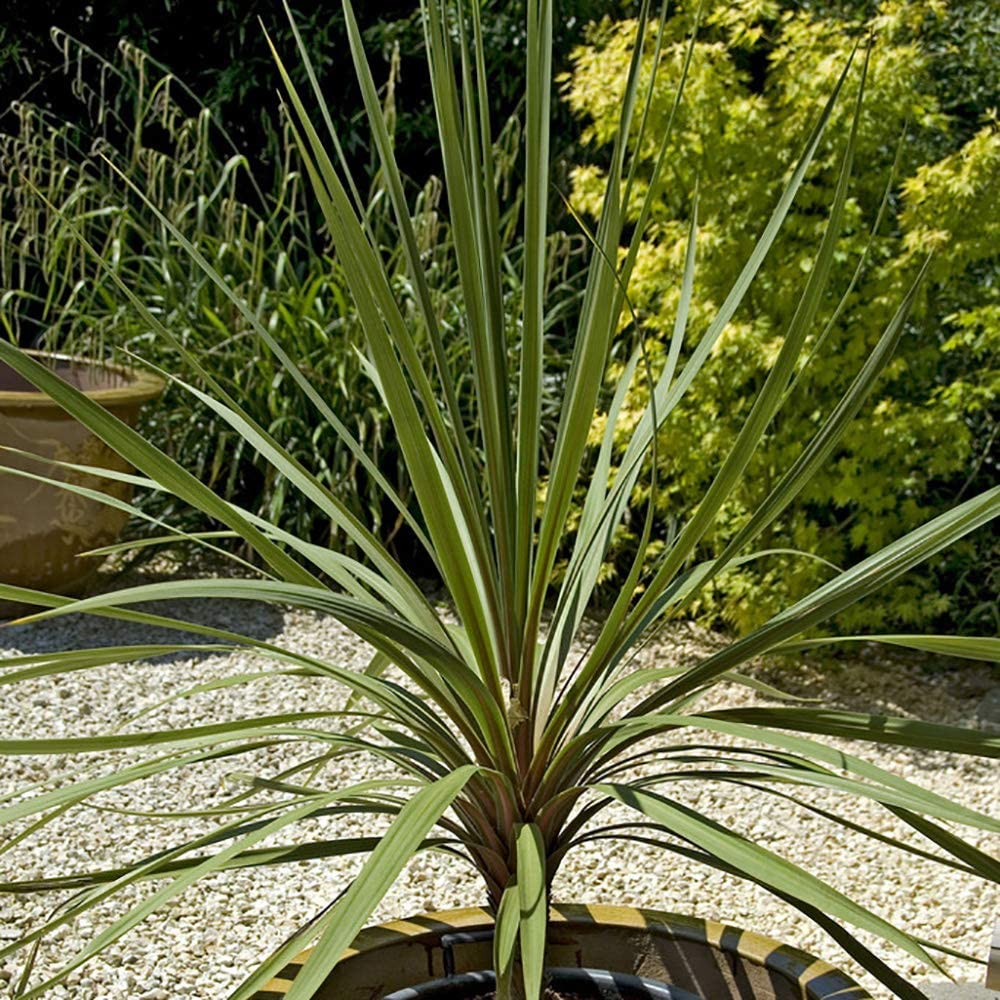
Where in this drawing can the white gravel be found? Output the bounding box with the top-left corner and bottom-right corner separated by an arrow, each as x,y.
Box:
1,594 -> 997,999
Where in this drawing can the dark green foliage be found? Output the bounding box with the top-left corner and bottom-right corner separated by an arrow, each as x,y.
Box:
0,1 -> 398,171
0,1 -> 633,201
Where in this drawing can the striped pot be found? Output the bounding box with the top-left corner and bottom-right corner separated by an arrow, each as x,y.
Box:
253,903 -> 871,1000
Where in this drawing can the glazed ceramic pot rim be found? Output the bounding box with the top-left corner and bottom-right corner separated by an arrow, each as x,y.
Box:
0,350 -> 164,409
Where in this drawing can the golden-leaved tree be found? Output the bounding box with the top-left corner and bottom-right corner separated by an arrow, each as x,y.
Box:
564,0 -> 999,632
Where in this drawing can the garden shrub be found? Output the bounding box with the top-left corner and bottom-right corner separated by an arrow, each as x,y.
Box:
0,32 -> 579,566
0,37 -> 448,553
563,0 -> 998,633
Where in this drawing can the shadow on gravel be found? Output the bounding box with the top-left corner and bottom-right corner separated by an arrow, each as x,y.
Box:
1,559 -> 286,662
758,644 -> 997,719
755,644 -> 999,770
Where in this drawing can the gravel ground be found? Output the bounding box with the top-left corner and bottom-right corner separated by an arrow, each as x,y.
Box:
1,592 -> 997,999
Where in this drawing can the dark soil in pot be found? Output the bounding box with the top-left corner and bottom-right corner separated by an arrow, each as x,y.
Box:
465,992 -> 623,999
382,967 -> 700,1000
466,992 -> 583,999
433,992 -> 684,1000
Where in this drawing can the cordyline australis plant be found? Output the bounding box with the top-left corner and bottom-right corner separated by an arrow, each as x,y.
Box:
0,2 -> 998,999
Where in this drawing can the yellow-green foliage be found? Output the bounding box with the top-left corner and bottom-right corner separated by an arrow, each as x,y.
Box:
564,0 -> 999,633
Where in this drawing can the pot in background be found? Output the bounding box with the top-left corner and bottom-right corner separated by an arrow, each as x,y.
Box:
0,351 -> 163,616
252,904 -> 871,1000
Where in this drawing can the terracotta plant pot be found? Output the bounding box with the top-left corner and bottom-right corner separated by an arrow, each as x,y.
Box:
0,351 -> 163,616
252,904 -> 871,1000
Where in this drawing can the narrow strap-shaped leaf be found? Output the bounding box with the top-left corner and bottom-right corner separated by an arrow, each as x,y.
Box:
776,887 -> 932,1000
632,758 -> 997,831
577,664 -> 814,741
615,2 -> 701,320
0,579 -> 278,644
516,822 -> 547,999
0,448 -> 154,489
701,707 -> 1000,758
7,579 -> 459,672
540,547 -> 836,761
1,801 -> 287,962
283,765 -> 478,999
79,530 -> 239,558
54,469 -> 434,634
0,581 -> 460,772
1,837 -> 452,893
421,0 -> 516,594
621,49 -> 867,647
704,779 -> 984,879
0,804 -> 398,958
85,160 -> 433,573
596,833 -> 932,1000
280,0 -> 367,223
0,644 -> 231,685
119,669 -> 358,732
274,53 -> 506,699
530,188 -> 665,726
0,737 -> 281,840
0,711 -> 345,754
422,0 -> 512,512
781,125 -> 908,405
531,339 -> 637,730
556,52 -> 856,661
549,713 -> 1000,832
525,0 -> 653,653
514,0 -> 555,636
337,0 -> 480,510
229,913 -> 334,999
0,448 -> 265,579
778,634 -> 1000,663
166,375 -> 446,636
13,783 -> 388,999
341,651 -> 392,717
0,585 -> 464,762
667,257 -> 930,619
5,578 -> 506,763
493,881 -> 521,997
574,349 -> 641,565
3,781 -> 421,968
615,48 -> 857,480
557,55 -> 859,692
888,807 -> 1000,884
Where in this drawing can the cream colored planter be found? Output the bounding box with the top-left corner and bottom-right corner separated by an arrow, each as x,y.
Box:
0,351 -> 163,615
253,904 -> 870,999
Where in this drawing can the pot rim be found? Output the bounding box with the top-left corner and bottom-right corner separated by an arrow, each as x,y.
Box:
257,903 -> 871,999
0,350 -> 164,409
